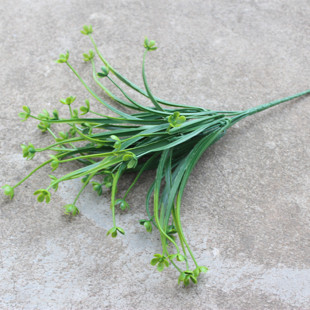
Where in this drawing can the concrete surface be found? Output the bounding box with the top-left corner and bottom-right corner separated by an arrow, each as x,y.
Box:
1,0 -> 310,309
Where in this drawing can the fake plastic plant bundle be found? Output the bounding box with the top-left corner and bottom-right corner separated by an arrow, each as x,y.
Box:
2,25 -> 309,286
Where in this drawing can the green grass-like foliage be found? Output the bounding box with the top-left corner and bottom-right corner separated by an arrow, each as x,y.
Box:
2,25 -> 310,286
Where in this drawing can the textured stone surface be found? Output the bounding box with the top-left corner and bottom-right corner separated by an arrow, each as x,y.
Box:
1,0 -> 310,309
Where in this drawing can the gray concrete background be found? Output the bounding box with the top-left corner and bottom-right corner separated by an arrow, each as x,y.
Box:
1,0 -> 310,309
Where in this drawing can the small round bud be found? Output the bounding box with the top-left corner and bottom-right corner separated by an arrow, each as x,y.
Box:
63,204 -> 79,216
2,185 -> 14,199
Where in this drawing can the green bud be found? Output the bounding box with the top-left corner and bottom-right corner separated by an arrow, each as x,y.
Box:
103,175 -> 113,188
107,227 -> 125,238
63,204 -> 79,216
49,155 -> 59,172
167,111 -> 186,128
69,127 -> 77,137
199,266 -> 208,273
21,143 -> 36,160
144,221 -> 152,233
97,66 -> 109,77
190,275 -> 197,284
116,227 -> 125,235
91,181 -> 103,196
48,175 -> 59,192
150,258 -> 159,266
178,272 -> 186,285
56,51 -> 69,63
60,96 -> 76,105
83,50 -> 95,62
2,185 -> 14,199
110,135 -> 120,141
80,25 -> 93,35
52,109 -> 59,120
38,109 -> 50,120
139,219 -> 152,232
55,131 -> 69,142
157,261 -> 165,272
111,135 -> 121,150
167,224 -> 177,235
80,99 -> 90,115
115,199 -> 129,211
33,189 -> 51,203
38,121 -> 50,132
81,175 -> 90,183
18,105 -> 31,121
144,37 -> 158,51
107,227 -> 117,238
72,109 -> 79,119
122,152 -> 137,169
176,254 -> 185,262
150,254 -> 169,271
193,268 -> 200,278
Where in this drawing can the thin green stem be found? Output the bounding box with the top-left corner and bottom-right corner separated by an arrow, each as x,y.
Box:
88,34 -> 205,110
142,50 -> 164,111
154,198 -> 180,252
170,260 -> 182,273
66,61 -> 137,120
246,89 -> 310,116
175,192 -> 199,268
107,75 -> 170,116
172,206 -> 189,269
13,159 -> 53,189
73,172 -> 96,204
89,110 -> 110,117
110,166 -> 124,227
36,137 -> 84,152
47,128 -> 58,140
91,60 -> 137,110
123,153 -> 159,199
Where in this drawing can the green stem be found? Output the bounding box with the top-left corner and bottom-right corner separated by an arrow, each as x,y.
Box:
231,89 -> 310,125
172,206 -> 189,269
154,151 -> 180,252
66,61 -> 137,120
142,50 -> 164,111
59,151 -> 121,163
91,60 -> 137,110
111,166 -> 124,227
88,34 -> 205,110
73,172 -> 96,204
170,260 -> 182,273
36,137 -> 84,152
72,125 -> 104,144
123,153 -> 159,200
154,197 -> 180,252
47,128 -> 58,140
13,159 -> 53,188
246,89 -> 310,116
108,76 -> 170,116
175,192 -> 199,268
89,110 -> 110,117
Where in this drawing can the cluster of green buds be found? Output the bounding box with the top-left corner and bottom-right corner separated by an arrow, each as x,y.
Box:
21,143 -> 36,160
144,38 -> 157,51
106,226 -> 125,238
150,254 -> 170,271
139,219 -> 153,233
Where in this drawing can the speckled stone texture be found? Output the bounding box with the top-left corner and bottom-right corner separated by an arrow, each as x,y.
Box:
1,0 -> 309,309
